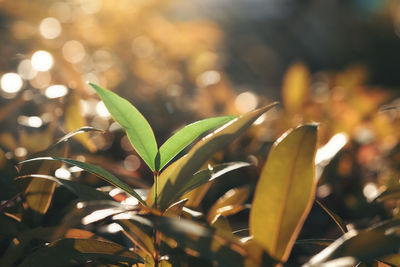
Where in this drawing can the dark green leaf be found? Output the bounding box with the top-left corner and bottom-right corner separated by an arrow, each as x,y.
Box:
19,238 -> 143,267
304,230 -> 400,267
19,157 -> 148,207
16,174 -> 113,201
316,200 -> 348,234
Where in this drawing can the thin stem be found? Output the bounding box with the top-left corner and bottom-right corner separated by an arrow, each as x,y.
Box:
153,171 -> 159,210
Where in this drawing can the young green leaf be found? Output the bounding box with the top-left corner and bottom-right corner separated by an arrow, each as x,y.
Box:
89,83 -> 158,171
250,124 -> 318,263
157,116 -> 236,171
157,103 -> 278,210
19,238 -> 143,267
19,157 -> 148,207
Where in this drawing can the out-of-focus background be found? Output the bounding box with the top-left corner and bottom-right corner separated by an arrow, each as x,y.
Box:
1,0 -> 400,264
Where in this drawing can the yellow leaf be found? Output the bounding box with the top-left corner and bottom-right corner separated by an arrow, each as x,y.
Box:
250,124 -> 318,262
282,62 -> 310,113
65,93 -> 97,153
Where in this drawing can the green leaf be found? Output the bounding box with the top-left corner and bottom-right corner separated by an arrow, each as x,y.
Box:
19,157 -> 148,207
316,199 -> 348,234
89,83 -> 158,171
304,230 -> 400,267
125,214 -> 253,267
19,238 -> 143,267
250,124 -> 318,262
157,103 -> 278,210
16,174 -> 113,201
153,161 -> 250,208
158,116 -> 236,171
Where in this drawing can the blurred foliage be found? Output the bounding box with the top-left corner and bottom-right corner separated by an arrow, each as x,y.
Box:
1,0 -> 400,266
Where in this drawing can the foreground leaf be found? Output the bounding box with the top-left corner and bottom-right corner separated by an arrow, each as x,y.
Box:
304,230 -> 400,266
316,200 -> 348,234
19,157 -> 148,207
90,83 -> 158,171
250,124 -> 318,262
19,238 -> 143,267
157,103 -> 278,210
25,178 -> 55,215
158,116 -> 236,171
153,161 -> 250,208
16,174 -> 113,201
207,186 -> 250,223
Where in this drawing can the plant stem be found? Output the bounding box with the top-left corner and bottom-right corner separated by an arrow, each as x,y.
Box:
153,171 -> 159,209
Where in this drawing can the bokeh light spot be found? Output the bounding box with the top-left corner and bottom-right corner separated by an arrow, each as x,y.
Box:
39,17 -> 62,39
96,101 -> 111,118
17,60 -> 37,80
55,167 -> 71,179
234,91 -> 258,113
31,51 -> 54,71
1,73 -> 23,93
45,84 -> 68,99
62,40 -> 86,63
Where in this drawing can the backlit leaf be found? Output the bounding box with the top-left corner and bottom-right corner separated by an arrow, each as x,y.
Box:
118,219 -> 155,257
157,103 -> 278,210
316,199 -> 348,234
65,93 -> 98,153
19,238 -> 143,267
158,116 -> 236,171
19,157 -> 148,207
16,174 -> 113,201
90,83 -> 158,171
25,178 -> 55,215
207,186 -> 250,223
304,230 -> 400,267
250,124 -> 318,262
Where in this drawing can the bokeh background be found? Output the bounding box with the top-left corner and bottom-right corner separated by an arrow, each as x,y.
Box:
1,0 -> 400,264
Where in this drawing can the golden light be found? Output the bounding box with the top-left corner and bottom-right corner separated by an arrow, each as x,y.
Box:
39,17 -> 62,39
123,155 -> 141,171
29,72 -> 52,89
45,84 -> 68,99
17,59 -> 37,80
49,2 -> 72,23
80,0 -> 103,14
31,50 -> 54,71
1,73 -> 23,93
62,40 -> 86,63
234,91 -> 258,113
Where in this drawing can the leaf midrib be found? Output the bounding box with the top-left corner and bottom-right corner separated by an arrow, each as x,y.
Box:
271,129 -> 308,255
